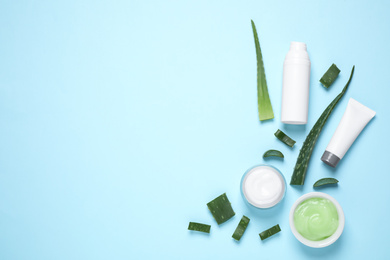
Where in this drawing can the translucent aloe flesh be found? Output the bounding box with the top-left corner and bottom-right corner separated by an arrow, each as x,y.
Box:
290,66 -> 355,185
251,20 -> 274,121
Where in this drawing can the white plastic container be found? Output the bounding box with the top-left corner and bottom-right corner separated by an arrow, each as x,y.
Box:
281,42 -> 311,124
321,98 -> 376,167
240,165 -> 286,209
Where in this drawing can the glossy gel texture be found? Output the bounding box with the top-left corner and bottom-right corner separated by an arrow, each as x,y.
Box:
294,198 -> 339,241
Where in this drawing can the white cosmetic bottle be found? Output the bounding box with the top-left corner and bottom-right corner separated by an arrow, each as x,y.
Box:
281,42 -> 311,124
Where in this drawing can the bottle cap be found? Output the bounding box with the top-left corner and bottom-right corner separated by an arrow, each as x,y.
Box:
290,41 -> 307,51
321,150 -> 341,168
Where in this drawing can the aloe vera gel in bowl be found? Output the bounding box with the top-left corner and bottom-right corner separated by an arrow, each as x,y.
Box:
289,192 -> 345,248
294,197 -> 338,241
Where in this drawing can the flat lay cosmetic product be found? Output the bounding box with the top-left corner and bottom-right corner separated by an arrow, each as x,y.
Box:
289,192 -> 345,248
294,198 -> 338,241
241,165 -> 286,209
281,42 -> 311,125
321,98 -> 376,167
290,67 -> 355,185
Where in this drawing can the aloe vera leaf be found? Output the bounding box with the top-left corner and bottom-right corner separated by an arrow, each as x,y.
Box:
313,178 -> 339,187
259,224 -> 281,240
188,222 -> 211,233
320,64 -> 340,88
263,149 -> 284,158
232,216 -> 250,241
207,193 -> 235,225
251,20 -> 274,121
290,66 -> 355,185
274,129 -> 296,147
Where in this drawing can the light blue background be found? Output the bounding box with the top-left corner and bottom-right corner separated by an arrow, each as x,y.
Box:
0,0 -> 389,259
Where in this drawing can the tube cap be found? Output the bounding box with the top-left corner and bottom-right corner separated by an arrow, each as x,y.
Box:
321,151 -> 341,168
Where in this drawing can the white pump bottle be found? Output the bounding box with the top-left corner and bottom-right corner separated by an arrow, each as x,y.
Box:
281,42 -> 311,125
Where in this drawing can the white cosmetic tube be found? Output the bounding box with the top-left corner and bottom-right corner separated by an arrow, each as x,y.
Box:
321,98 -> 376,167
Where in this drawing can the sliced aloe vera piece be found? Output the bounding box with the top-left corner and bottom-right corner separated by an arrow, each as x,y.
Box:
207,193 -> 235,225
274,129 -> 296,148
259,224 -> 281,240
313,178 -> 339,187
232,216 -> 250,241
263,149 -> 284,159
290,66 -> 355,185
188,222 -> 211,233
320,64 -> 340,88
251,20 -> 274,121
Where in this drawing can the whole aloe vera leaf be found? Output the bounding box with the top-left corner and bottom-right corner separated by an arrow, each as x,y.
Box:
290,66 -> 355,185
251,20 -> 274,121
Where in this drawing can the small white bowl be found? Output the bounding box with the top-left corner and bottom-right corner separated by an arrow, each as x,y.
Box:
289,192 -> 345,248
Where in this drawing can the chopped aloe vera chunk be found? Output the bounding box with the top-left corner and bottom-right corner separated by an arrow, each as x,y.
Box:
207,193 -> 235,225
263,149 -> 284,159
232,216 -> 250,241
274,129 -> 296,147
290,66 -> 355,185
313,178 -> 339,187
320,64 -> 340,88
259,224 -> 281,240
188,222 -> 211,233
251,20 -> 274,121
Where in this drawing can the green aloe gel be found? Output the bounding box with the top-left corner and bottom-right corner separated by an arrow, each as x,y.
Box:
294,198 -> 339,241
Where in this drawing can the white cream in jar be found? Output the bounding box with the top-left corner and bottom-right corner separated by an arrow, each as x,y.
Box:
241,165 -> 286,209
